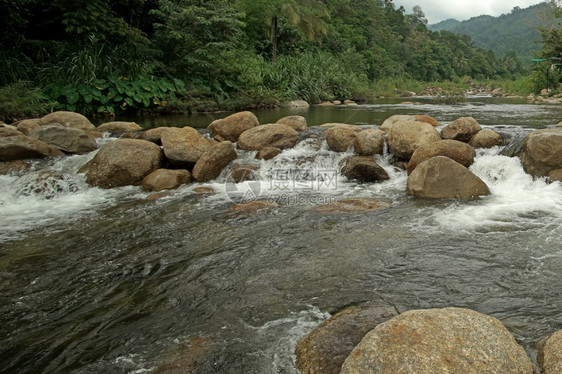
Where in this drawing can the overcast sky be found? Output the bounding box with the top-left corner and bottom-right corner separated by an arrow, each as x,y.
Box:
392,0 -> 546,24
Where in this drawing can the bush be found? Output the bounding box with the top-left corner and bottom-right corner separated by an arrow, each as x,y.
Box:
0,82 -> 51,123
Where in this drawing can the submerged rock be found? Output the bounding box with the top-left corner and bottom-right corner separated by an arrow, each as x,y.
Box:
407,139 -> 476,174
549,169 -> 562,183
314,198 -> 391,213
340,307 -> 534,374
231,200 -> 279,213
341,156 -> 390,183
0,160 -> 29,174
141,169 -> 192,192
441,117 -> 482,143
227,164 -> 259,183
237,124 -> 298,151
521,128 -> 562,178
387,121 -> 441,160
209,111 -> 259,142
296,303 -> 398,374
79,139 -> 163,188
406,156 -> 490,199
538,330 -> 562,374
255,146 -> 282,160
0,135 -> 65,161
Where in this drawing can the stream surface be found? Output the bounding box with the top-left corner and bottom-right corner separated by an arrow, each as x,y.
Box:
1,97 -> 562,373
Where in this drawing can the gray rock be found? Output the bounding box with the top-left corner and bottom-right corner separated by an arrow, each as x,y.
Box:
30,124 -> 97,154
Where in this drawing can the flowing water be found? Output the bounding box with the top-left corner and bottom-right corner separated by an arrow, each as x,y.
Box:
1,98 -> 562,373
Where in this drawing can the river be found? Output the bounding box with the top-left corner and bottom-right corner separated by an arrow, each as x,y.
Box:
1,97 -> 561,373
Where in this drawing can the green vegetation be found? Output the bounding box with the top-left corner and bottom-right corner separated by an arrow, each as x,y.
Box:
0,0 -> 558,121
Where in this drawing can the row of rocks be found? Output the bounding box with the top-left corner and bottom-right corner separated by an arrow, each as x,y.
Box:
296,305 -> 561,374
2,110 -> 561,201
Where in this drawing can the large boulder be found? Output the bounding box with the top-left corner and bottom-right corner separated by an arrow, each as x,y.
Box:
192,141 -> 238,182
380,114 -> 416,133
79,139 -> 163,188
469,129 -> 503,148
209,111 -> 259,142
39,111 -> 95,130
276,115 -> 307,132
96,121 -> 143,133
340,307 -> 534,374
295,304 -> 398,374
406,156 -> 490,199
354,129 -> 385,156
441,117 -> 482,142
15,119 -> 40,135
0,135 -> 65,161
538,330 -> 562,374
387,121 -> 441,160
140,127 -> 169,145
161,127 -> 210,167
30,124 -> 97,154
407,139 -> 476,174
415,114 -> 441,127
141,169 -> 192,192
341,156 -> 390,182
325,127 -> 357,152
237,124 -> 298,151
520,128 -> 562,177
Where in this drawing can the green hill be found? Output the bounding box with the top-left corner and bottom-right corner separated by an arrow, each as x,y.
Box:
428,3 -> 548,62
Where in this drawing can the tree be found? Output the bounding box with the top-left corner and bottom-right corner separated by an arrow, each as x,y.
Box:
239,0 -> 329,61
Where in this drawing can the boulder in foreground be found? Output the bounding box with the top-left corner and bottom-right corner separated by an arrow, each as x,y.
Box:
407,139 -> 476,174
296,304 -> 398,374
237,124 -> 298,151
538,330 -> 562,374
521,128 -> 562,178
387,121 -> 441,160
406,156 -> 490,199
340,307 -> 534,374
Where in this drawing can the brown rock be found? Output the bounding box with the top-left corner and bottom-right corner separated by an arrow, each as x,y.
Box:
341,156 -> 390,182
192,186 -> 216,195
39,111 -> 95,130
140,127 -> 169,145
387,121 -> 441,160
161,127 -> 210,166
96,121 -> 143,133
141,169 -> 192,192
548,169 -> 562,183
15,119 -> 40,135
314,198 -> 391,213
191,141 -> 237,182
276,115 -> 307,131
380,115 -> 416,133
0,135 -> 65,161
30,124 -> 97,154
340,307 -> 534,374
407,139 -> 476,174
406,156 -> 490,199
415,114 -> 441,126
538,330 -> 562,374
325,127 -> 357,152
231,200 -> 279,213
521,128 -> 562,177
255,146 -> 282,160
354,129 -> 385,156
0,160 -> 30,174
209,111 -> 259,142
295,304 -> 398,374
441,117 -> 482,142
153,336 -> 213,374
237,124 -> 298,151
470,129 -> 504,148
79,139 -> 163,188
0,126 -> 23,137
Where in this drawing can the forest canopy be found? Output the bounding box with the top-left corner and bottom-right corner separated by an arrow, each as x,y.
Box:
0,0 -> 557,119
